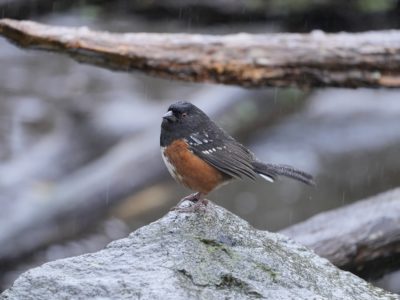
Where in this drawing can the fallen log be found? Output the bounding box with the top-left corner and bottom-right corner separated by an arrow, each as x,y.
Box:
1,19 -> 400,88
281,188 -> 400,279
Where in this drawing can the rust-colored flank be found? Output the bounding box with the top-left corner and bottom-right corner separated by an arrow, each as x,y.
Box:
163,139 -> 224,194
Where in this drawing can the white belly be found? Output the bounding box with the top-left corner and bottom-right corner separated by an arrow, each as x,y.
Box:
161,147 -> 182,182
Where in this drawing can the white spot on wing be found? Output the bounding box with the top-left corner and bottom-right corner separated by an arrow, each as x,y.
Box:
201,146 -> 225,155
190,135 -> 203,145
259,174 -> 274,183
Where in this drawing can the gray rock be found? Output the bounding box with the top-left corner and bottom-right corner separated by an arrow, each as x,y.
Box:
1,201 -> 397,300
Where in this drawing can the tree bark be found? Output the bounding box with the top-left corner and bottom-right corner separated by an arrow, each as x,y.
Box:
281,188 -> 400,279
1,19 -> 400,88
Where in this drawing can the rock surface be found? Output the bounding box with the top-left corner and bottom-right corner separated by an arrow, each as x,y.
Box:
1,201 -> 397,300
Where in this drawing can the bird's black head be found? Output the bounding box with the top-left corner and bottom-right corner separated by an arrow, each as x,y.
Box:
160,101 -> 209,146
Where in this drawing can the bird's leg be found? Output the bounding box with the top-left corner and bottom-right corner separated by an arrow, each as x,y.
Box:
172,192 -> 208,212
183,192 -> 202,202
173,192 -> 200,208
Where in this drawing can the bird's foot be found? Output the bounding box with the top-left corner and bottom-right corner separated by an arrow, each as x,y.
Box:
183,192 -> 202,202
172,192 -> 208,212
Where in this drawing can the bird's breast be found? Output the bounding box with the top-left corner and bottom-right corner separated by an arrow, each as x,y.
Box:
161,139 -> 225,194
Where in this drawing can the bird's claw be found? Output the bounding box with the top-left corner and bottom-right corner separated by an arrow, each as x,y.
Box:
171,195 -> 208,212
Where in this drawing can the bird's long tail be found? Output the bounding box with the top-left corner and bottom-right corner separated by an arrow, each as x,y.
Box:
252,161 -> 315,186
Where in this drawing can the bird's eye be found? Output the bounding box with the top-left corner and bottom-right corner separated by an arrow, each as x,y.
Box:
181,112 -> 188,118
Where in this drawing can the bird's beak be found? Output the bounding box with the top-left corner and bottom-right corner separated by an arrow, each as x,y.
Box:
162,110 -> 177,122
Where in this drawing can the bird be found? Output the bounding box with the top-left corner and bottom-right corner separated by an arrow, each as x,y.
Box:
160,101 -> 314,210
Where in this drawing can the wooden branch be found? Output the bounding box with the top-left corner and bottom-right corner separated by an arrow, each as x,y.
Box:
281,188 -> 400,279
1,19 -> 400,88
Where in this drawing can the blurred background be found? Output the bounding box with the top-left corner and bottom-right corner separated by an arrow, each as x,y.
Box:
0,0 -> 400,293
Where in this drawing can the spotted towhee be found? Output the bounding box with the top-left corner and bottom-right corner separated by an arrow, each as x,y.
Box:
160,101 -> 314,209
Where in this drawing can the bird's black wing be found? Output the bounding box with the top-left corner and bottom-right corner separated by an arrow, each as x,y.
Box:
187,131 -> 258,180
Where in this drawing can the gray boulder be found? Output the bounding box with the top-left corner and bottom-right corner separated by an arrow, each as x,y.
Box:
1,201 -> 397,300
